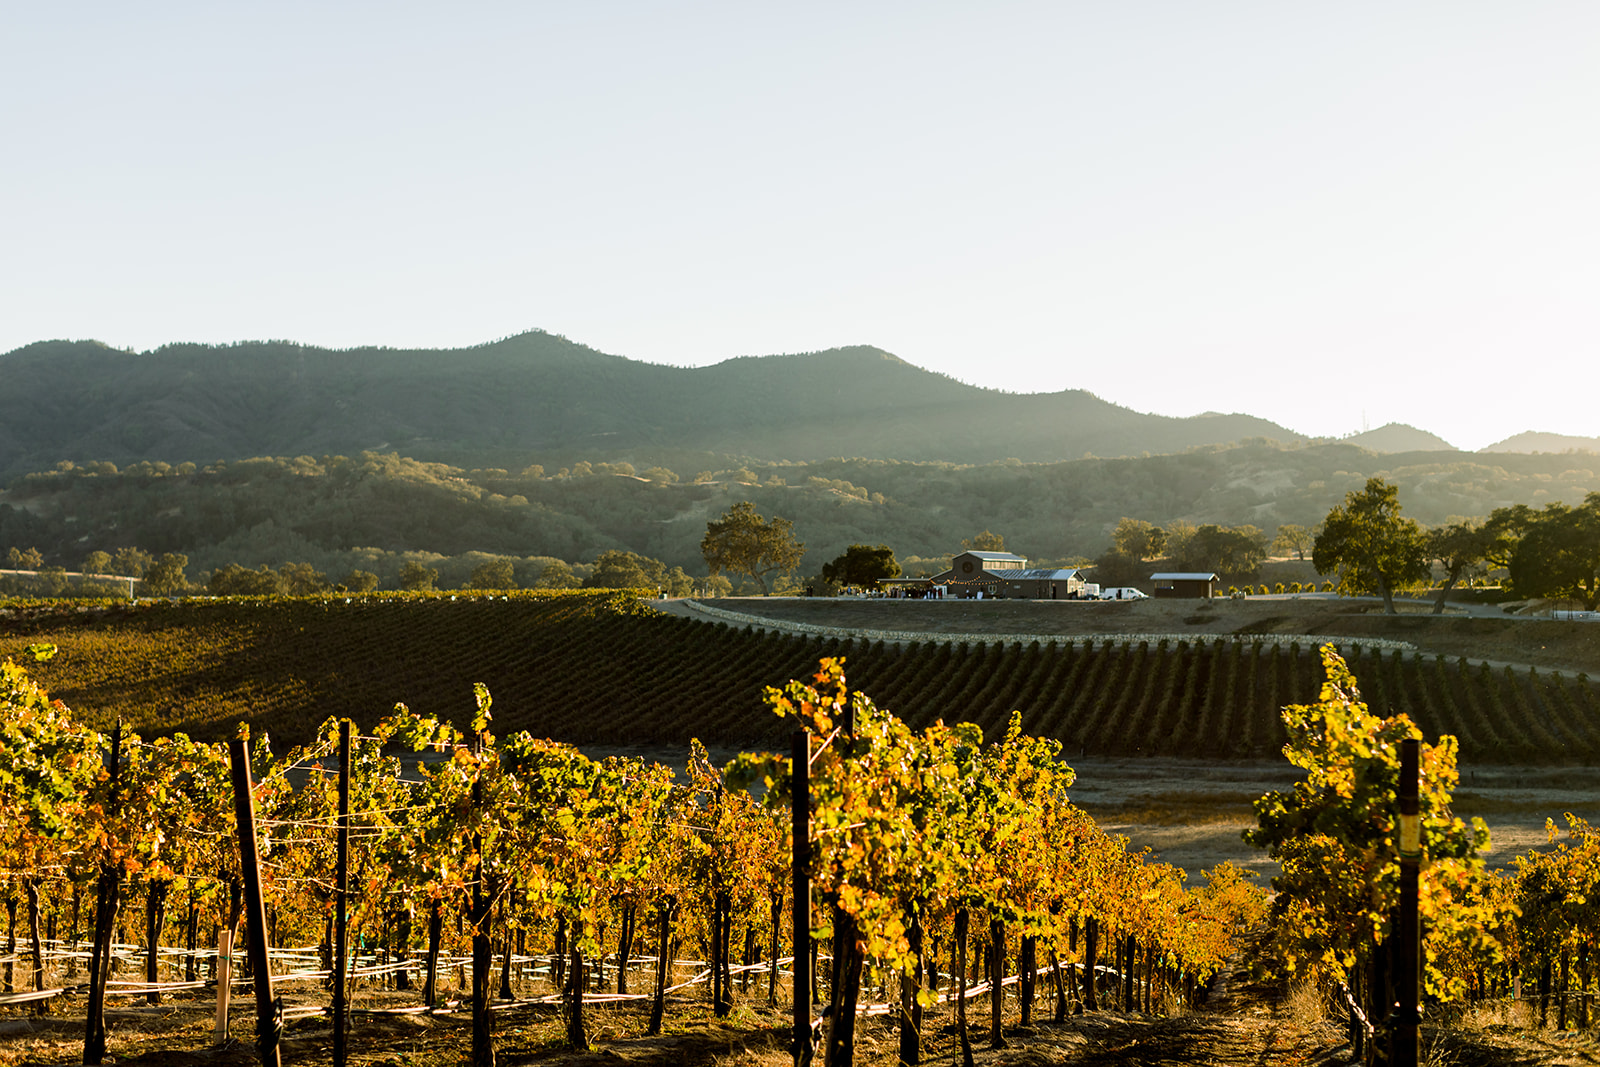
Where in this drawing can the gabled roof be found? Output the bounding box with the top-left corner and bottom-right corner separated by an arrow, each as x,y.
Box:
962,551 -> 1027,562
1010,568 -> 1082,580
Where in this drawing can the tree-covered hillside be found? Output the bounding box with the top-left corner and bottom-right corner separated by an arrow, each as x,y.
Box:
1,442 -> 1593,588
0,332 -> 1299,480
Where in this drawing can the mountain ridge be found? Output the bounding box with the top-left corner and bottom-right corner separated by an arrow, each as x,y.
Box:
1482,431 -> 1600,454
8,331 -> 1585,483
0,331 -> 1305,480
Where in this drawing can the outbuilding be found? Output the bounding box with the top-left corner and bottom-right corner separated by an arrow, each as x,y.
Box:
1003,568 -> 1087,600
1150,572 -> 1219,599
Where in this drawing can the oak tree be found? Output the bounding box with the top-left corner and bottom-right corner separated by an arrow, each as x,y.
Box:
1111,518 -> 1166,560
466,558 -> 517,590
1312,478 -> 1428,614
821,544 -> 901,590
1507,494 -> 1600,610
961,530 -> 1006,552
1271,524 -> 1315,561
142,553 -> 190,595
700,501 -> 804,596
1426,520 -> 1491,614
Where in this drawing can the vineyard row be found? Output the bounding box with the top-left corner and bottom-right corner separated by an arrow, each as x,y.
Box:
10,592 -> 1594,763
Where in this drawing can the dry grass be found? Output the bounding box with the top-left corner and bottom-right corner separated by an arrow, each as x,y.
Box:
1278,980 -> 1328,1029
1086,793 -> 1260,826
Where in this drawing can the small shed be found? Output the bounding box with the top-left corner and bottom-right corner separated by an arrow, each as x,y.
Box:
1151,572 -> 1218,599
1003,568 -> 1086,600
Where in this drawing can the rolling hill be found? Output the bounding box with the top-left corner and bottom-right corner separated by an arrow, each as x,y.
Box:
1482,431 -> 1600,454
0,332 -> 1301,481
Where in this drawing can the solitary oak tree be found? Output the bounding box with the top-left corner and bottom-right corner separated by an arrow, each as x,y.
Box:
700,501 -> 804,595
1313,478 -> 1429,614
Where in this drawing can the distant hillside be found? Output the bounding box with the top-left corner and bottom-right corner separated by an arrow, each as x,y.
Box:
1343,423 -> 1455,452
0,332 -> 1301,481
3,440 -> 1595,586
1482,432 -> 1600,455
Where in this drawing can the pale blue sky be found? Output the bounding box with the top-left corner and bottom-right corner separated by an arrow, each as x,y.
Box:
5,2 -> 1596,451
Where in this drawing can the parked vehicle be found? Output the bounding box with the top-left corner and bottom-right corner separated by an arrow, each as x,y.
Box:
1080,583 -> 1101,599
1099,587 -> 1148,601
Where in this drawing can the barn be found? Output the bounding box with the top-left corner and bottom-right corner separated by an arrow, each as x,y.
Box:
930,551 -> 1028,597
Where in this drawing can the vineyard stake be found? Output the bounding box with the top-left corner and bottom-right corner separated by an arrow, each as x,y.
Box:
1391,737 -> 1421,1067
791,728 -> 810,1065
334,719 -> 350,1067
83,720 -> 121,1065
213,928 -> 232,1042
229,737 -> 283,1067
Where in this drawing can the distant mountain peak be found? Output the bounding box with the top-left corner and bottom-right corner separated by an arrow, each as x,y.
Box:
1344,422 -> 1455,453
1482,431 -> 1600,454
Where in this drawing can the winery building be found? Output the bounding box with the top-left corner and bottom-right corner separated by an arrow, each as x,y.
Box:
920,552 -> 1088,599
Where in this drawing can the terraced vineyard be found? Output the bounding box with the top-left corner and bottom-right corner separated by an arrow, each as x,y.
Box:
4,591 -> 1598,762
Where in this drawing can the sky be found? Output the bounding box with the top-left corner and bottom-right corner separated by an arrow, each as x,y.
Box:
4,2 -> 1596,453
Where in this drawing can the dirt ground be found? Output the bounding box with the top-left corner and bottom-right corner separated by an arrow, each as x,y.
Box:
1067,756 -> 1600,885
6,939 -> 1597,1067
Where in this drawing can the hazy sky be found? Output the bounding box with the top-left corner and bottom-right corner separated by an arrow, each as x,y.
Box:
5,3 -> 1596,452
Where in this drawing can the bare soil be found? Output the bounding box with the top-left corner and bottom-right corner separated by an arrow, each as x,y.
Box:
7,942 -> 1597,1066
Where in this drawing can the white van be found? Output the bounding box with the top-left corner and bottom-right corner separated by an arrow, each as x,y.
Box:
1099,587 -> 1148,601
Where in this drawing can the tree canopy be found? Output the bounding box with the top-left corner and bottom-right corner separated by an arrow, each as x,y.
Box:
1426,520 -> 1491,614
143,552 -> 190,595
1271,524 -> 1314,560
1313,478 -> 1429,613
583,550 -> 693,596
821,543 -> 901,590
1174,523 -> 1266,577
1504,493 -> 1600,610
961,530 -> 1007,552
399,560 -> 439,591
699,501 -> 804,596
1111,518 -> 1166,560
467,558 -> 517,590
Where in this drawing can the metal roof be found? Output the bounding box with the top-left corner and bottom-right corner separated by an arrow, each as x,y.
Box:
963,551 -> 1028,562
1009,568 -> 1082,580
1150,572 -> 1219,580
